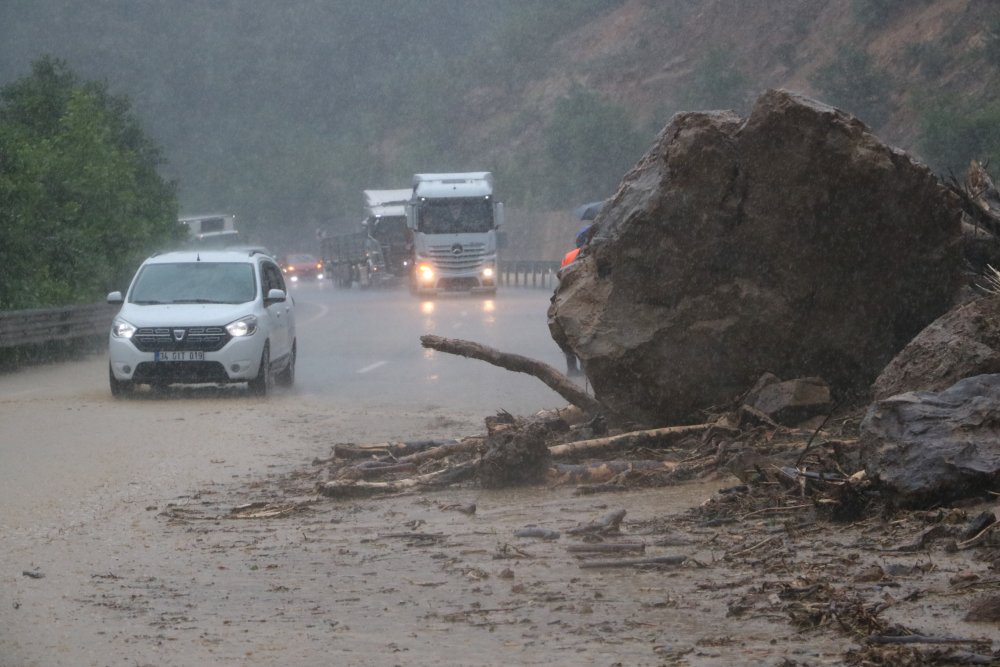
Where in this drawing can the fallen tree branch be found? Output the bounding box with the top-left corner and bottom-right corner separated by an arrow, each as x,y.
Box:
548,423 -> 713,459
317,461 -> 476,499
420,334 -> 606,417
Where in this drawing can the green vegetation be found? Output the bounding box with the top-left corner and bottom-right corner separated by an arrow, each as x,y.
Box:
810,47 -> 890,128
917,101 -> 1000,176
0,57 -> 178,310
678,48 -> 750,113
541,86 -> 647,206
850,0 -> 902,29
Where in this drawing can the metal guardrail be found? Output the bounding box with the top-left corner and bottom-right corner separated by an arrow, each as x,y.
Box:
498,261 -> 560,290
0,303 -> 116,349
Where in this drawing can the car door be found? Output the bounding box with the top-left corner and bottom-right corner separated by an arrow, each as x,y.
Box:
259,260 -> 291,360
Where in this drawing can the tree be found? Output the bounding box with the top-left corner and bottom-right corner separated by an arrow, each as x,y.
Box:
542,86 -> 646,206
0,57 -> 178,310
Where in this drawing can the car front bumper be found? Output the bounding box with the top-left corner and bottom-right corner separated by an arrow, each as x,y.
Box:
108,334 -> 266,384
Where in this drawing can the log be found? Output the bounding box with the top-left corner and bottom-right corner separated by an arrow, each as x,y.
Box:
420,334 -> 606,417
397,438 -> 482,465
332,439 -> 461,460
318,461 -> 476,499
548,423 -> 713,459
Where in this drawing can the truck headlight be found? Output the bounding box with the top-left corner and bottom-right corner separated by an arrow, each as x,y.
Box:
226,315 -> 258,337
482,266 -> 494,279
418,264 -> 435,283
111,319 -> 136,339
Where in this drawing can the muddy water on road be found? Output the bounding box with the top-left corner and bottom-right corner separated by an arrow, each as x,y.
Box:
0,356 -> 883,666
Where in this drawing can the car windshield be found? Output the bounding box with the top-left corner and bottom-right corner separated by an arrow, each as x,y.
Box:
129,262 -> 257,304
286,254 -> 316,264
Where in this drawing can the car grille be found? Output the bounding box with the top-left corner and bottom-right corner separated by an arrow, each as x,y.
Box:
132,361 -> 229,384
425,241 -> 488,271
131,326 -> 230,352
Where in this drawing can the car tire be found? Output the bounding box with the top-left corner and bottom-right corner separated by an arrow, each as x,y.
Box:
248,343 -> 271,396
109,364 -> 133,398
275,340 -> 296,388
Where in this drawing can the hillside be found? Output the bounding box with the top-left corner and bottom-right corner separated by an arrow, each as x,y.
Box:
2,0 -> 998,258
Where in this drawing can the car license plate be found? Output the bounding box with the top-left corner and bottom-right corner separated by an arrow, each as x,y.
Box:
154,351 -> 205,362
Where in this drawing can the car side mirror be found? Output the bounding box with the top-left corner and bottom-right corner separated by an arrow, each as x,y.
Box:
106,291 -> 124,305
265,288 -> 286,304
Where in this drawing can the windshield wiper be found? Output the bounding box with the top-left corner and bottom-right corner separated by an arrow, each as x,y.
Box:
131,299 -> 166,305
170,298 -> 222,304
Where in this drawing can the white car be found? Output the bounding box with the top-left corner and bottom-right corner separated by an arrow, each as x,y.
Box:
106,249 -> 296,396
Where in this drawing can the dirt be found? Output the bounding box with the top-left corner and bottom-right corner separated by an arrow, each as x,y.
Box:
2,357 -> 1000,666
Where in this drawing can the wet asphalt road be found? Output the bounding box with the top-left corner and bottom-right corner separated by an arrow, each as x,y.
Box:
287,281 -> 573,415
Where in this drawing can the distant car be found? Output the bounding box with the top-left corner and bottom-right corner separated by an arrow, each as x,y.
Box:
106,248 -> 296,397
281,253 -> 324,281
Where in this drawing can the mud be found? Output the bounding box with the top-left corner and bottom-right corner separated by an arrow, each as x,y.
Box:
2,357 -> 999,666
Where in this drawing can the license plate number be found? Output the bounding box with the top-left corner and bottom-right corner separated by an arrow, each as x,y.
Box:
154,351 -> 204,361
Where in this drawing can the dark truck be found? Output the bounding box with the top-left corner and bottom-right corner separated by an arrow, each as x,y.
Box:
320,230 -> 387,288
363,188 -> 412,283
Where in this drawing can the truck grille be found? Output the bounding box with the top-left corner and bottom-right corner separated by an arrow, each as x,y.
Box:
426,241 -> 488,271
132,326 -> 230,352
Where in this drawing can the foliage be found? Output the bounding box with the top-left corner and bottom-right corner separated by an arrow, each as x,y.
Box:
678,48 -> 750,113
986,18 -> 1000,67
810,47 -> 891,128
541,85 -> 647,207
0,57 -> 178,310
917,101 -> 1000,176
850,0 -> 902,29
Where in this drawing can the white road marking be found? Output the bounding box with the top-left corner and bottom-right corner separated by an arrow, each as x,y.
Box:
356,360 -> 387,374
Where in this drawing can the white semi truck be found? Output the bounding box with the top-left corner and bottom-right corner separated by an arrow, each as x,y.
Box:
405,172 -> 503,296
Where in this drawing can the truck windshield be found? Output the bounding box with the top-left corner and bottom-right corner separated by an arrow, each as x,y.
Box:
130,262 -> 257,304
418,199 -> 493,234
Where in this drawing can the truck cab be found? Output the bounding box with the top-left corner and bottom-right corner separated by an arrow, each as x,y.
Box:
405,172 -> 503,296
178,213 -> 240,248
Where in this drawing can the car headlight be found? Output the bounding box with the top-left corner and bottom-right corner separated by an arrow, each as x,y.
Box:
226,315 -> 258,337
111,319 -> 136,339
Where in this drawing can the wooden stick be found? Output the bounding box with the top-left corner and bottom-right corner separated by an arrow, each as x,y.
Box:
397,438 -> 482,465
318,461 -> 476,498
566,542 -> 646,554
420,334 -> 606,417
579,555 -> 687,569
548,424 -> 712,459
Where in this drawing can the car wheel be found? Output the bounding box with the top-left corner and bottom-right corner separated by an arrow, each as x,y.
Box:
248,343 -> 271,396
275,340 -> 296,388
109,364 -> 133,398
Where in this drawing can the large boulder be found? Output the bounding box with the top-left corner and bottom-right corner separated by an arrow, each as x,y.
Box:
861,374 -> 1000,508
549,89 -> 962,426
872,295 -> 1000,400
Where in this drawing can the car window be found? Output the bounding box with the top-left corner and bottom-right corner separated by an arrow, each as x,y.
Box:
129,262 -> 256,304
261,261 -> 286,294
